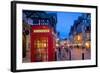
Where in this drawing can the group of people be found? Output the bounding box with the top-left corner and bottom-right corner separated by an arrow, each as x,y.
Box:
55,46 -> 72,61
55,45 -> 91,61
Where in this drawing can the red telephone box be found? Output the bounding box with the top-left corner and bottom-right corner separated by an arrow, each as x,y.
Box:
30,25 -> 56,62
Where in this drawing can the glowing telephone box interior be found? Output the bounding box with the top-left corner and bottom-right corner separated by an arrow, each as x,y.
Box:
33,37 -> 48,61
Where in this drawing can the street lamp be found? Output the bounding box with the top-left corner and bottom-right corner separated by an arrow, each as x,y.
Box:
56,43 -> 59,48
85,41 -> 90,49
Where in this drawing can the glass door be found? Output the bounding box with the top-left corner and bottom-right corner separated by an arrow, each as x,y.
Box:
34,37 -> 48,62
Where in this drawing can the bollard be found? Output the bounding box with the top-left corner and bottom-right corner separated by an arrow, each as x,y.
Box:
82,53 -> 84,60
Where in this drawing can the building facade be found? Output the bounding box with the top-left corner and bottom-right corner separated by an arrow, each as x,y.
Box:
68,13 -> 91,60
69,13 -> 91,49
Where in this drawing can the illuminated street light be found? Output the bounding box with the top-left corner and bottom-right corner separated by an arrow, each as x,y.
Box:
85,41 -> 90,49
56,43 -> 59,47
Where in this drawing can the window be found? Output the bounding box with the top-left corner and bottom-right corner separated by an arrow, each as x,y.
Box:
34,37 -> 48,61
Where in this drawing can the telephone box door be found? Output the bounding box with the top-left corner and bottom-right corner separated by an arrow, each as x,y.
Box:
30,26 -> 55,62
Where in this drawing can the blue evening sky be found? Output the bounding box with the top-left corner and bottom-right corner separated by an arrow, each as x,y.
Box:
56,12 -> 82,39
